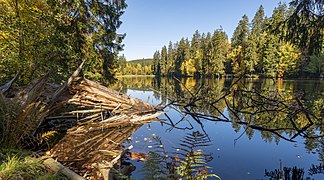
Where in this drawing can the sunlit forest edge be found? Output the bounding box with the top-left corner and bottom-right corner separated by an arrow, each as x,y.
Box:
117,3 -> 323,79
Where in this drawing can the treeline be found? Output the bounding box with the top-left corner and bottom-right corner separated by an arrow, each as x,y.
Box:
117,56 -> 153,75
152,3 -> 324,78
0,0 -> 126,84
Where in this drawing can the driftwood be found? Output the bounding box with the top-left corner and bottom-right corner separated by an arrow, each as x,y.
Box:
65,78 -> 155,113
0,62 -> 163,179
43,158 -> 85,180
48,125 -> 142,179
51,60 -> 86,103
0,72 -> 19,93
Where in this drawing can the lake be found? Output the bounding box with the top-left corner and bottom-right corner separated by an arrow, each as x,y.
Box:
111,77 -> 324,180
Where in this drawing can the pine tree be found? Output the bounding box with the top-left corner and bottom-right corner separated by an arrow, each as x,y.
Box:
161,46 -> 168,76
260,2 -> 301,78
167,41 -> 175,76
262,34 -> 280,77
230,15 -> 250,75
287,0 -> 324,56
191,30 -> 203,76
175,38 -> 186,76
0,0 -> 127,83
210,29 -> 230,77
231,15 -> 250,48
245,6 -> 266,75
204,32 -> 213,76
153,51 -> 161,76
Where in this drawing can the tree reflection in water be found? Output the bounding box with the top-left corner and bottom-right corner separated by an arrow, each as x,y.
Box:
112,76 -> 324,179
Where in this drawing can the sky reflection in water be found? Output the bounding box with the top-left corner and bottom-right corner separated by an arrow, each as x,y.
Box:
112,77 -> 324,179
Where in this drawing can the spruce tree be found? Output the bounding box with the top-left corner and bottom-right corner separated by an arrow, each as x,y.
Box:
210,29 -> 230,77
245,5 -> 266,75
161,46 -> 168,76
230,15 -> 250,75
167,41 -> 175,76
191,30 -> 203,76
175,38 -> 186,76
153,51 -> 161,76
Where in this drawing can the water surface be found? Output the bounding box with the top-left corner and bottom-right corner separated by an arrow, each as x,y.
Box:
112,77 -> 324,179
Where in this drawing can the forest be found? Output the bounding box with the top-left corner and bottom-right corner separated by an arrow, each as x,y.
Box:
0,0 -> 127,85
0,0 -> 323,179
119,3 -> 324,78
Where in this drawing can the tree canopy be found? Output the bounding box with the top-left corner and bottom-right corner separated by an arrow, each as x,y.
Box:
0,0 -> 127,84
145,2 -> 323,78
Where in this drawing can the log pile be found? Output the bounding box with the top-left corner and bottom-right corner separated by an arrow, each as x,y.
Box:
48,125 -> 141,179
0,62 -> 164,179
44,77 -> 164,179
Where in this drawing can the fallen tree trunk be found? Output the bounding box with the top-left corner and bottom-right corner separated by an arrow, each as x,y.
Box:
65,78 -> 155,114
0,72 -> 19,93
0,62 -> 164,179
43,158 -> 85,180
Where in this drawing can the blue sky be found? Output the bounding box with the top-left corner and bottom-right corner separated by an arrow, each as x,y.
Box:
118,0 -> 288,60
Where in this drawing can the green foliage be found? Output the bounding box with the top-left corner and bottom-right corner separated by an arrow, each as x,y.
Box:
305,54 -> 324,76
116,56 -> 153,75
127,58 -> 154,66
0,0 -> 127,84
150,29 -> 230,78
262,34 -> 280,77
245,6 -> 266,74
146,2 -> 322,78
260,3 -> 301,77
153,50 -> 162,76
140,151 -> 169,180
0,149 -> 65,180
286,0 -> 324,56
231,15 -> 249,49
161,46 -> 168,76
277,42 -> 300,77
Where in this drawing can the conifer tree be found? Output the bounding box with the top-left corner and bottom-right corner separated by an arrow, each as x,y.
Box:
287,0 -> 324,56
230,15 -> 250,75
167,41 -> 175,76
161,46 -> 168,76
191,30 -> 203,76
261,3 -> 300,77
210,29 -> 230,77
204,32 -> 213,76
245,5 -> 266,75
153,51 -> 161,76
175,38 -> 187,76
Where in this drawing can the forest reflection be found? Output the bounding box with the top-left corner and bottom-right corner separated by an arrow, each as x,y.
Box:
112,77 -> 324,164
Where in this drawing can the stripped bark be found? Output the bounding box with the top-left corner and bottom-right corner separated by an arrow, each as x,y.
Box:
43,158 -> 85,180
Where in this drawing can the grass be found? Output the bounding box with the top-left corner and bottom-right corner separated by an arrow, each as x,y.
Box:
0,149 -> 66,180
0,75 -> 51,148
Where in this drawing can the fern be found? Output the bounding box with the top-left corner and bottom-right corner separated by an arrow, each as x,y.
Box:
175,131 -> 219,180
140,131 -> 220,180
40,131 -> 57,143
139,135 -> 171,179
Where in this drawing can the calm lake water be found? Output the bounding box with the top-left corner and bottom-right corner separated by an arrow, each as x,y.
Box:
112,77 -> 324,180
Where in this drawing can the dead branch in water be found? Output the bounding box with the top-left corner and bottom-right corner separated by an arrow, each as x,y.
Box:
162,76 -> 323,143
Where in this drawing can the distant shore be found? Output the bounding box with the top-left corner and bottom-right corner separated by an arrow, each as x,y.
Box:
116,75 -> 156,78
